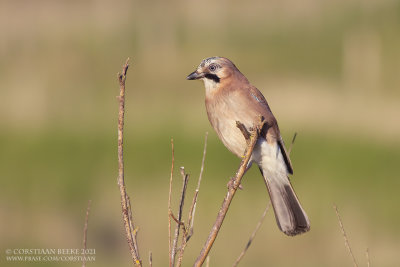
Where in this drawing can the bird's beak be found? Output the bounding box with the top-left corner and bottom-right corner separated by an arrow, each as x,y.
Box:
186,71 -> 204,80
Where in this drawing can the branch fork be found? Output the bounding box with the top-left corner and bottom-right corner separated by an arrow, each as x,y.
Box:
168,133 -> 209,267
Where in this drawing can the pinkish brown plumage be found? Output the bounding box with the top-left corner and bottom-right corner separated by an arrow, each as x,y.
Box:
187,57 -> 310,236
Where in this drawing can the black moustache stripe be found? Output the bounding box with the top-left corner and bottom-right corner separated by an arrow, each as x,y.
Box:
204,74 -> 220,83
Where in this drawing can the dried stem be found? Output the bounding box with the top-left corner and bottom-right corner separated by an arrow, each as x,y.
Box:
333,204 -> 358,267
117,58 -> 142,266
193,116 -> 265,267
366,248 -> 370,267
82,200 -> 91,267
149,251 -> 153,267
168,139 -> 175,267
176,133 -> 209,267
232,201 -> 271,267
187,132 -> 208,239
176,226 -> 188,267
171,167 -> 190,266
170,212 -> 184,226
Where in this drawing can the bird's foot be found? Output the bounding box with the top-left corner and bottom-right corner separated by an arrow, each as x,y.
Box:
227,177 -> 243,190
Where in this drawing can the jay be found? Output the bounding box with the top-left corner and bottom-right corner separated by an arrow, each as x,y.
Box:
187,57 -> 310,236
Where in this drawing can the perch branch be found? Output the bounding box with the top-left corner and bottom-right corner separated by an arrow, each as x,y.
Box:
193,116 -> 265,267
232,131 -> 297,266
82,199 -> 91,267
334,204 -> 358,267
117,58 -> 142,266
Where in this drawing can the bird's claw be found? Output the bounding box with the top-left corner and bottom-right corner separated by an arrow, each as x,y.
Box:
227,177 -> 243,190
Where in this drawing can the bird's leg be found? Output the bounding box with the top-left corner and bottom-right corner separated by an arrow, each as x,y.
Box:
233,118 -> 264,190
227,177 -> 244,190
236,121 -> 251,145
227,161 -> 252,190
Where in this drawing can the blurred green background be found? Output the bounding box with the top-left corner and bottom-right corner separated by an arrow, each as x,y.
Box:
1,0 -> 400,266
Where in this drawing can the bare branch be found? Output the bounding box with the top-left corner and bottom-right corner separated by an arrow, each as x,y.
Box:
198,132 -> 209,190
170,212 -> 184,226
333,204 -> 358,267
171,167 -> 189,266
82,200 -> 91,267
117,58 -> 142,266
176,226 -> 188,267
127,195 -> 140,255
168,139 -> 175,267
193,116 -> 265,267
233,201 -> 271,267
187,132 -> 208,240
173,133 -> 209,267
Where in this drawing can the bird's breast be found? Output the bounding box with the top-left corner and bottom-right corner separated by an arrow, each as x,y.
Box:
205,93 -> 250,158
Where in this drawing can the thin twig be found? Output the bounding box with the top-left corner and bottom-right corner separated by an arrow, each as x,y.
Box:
117,58 -> 142,266
149,251 -> 153,267
127,195 -> 140,255
193,116 -> 265,267
171,167 -> 189,266
205,256 -> 210,267
366,248 -> 370,267
176,133 -> 209,267
176,225 -> 188,267
232,201 -> 271,267
170,212 -> 184,226
168,139 -> 175,267
198,132 -> 208,191
187,132 -> 208,240
82,200 -> 91,267
333,204 -> 358,267
186,192 -> 198,240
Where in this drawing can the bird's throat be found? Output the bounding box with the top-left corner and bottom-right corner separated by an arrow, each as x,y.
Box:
202,77 -> 219,94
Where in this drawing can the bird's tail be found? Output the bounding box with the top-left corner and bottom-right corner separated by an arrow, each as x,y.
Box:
260,167 -> 310,236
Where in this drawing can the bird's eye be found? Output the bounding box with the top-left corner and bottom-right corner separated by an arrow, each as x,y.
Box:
209,64 -> 217,72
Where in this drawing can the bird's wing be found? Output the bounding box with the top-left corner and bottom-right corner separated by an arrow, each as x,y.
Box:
246,85 -> 294,174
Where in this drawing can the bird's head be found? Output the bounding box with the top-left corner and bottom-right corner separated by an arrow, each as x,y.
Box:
186,57 -> 244,91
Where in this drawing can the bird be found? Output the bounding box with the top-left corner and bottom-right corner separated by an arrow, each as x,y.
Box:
186,56 -> 310,236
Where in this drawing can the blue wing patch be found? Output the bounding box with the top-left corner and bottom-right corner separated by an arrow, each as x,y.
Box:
251,92 -> 262,103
